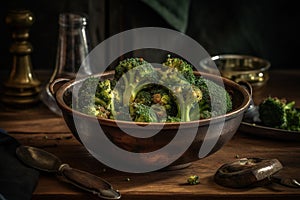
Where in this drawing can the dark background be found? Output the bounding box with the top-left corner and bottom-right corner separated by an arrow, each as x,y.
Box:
1,0 -> 300,72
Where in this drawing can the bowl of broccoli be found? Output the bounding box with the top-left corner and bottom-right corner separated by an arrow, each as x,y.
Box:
51,56 -> 251,169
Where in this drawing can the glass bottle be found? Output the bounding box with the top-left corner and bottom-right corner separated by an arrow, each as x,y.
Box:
40,13 -> 92,115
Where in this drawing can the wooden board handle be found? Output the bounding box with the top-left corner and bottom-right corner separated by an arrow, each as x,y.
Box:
59,164 -> 121,199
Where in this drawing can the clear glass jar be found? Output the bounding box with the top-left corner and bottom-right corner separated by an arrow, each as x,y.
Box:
40,13 -> 92,115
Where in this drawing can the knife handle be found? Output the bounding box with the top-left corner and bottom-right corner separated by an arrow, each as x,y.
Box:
59,164 -> 121,199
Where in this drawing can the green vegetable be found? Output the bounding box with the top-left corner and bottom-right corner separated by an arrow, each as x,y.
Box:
131,85 -> 178,122
166,116 -> 181,122
114,57 -> 157,105
175,84 -> 202,122
162,55 -> 195,84
95,79 -> 112,108
195,76 -> 232,118
76,77 -> 113,118
132,103 -> 158,122
76,77 -> 101,116
284,108 -> 300,131
134,90 -> 152,106
259,97 -> 300,131
187,175 -> 200,185
75,56 -> 233,123
159,57 -> 202,122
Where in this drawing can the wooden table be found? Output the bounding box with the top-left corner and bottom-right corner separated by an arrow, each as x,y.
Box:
1,70 -> 300,200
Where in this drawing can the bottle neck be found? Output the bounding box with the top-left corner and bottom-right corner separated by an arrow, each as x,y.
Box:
59,13 -> 87,28
51,12 -> 91,81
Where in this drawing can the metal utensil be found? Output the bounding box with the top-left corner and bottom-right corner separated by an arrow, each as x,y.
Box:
16,145 -> 121,199
238,81 -> 261,124
271,175 -> 300,188
243,104 -> 261,123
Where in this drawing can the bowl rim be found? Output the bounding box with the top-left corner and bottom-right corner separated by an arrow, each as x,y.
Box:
54,71 -> 251,129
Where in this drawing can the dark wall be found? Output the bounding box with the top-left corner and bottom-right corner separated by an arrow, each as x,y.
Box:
1,0 -> 300,72
122,0 -> 300,69
186,0 -> 300,69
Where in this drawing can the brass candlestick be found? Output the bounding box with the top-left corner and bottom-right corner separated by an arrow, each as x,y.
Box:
1,10 -> 41,106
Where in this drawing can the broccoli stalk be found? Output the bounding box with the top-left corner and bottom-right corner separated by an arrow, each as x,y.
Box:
175,85 -> 202,122
158,57 -> 202,121
158,72 -> 202,122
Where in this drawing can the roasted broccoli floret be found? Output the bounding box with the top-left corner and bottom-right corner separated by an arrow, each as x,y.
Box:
95,79 -> 112,108
162,56 -> 195,84
130,85 -> 178,122
259,97 -> 286,127
161,56 -> 232,121
176,84 -> 203,122
76,77 -> 115,119
284,108 -> 300,131
150,86 -> 178,117
158,59 -> 203,121
166,116 -> 181,122
76,77 -> 101,116
195,76 -> 232,117
156,68 -> 202,121
132,103 -> 158,122
259,97 -> 300,131
95,79 -> 123,119
134,90 -> 152,106
129,90 -> 152,118
114,58 -> 157,105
